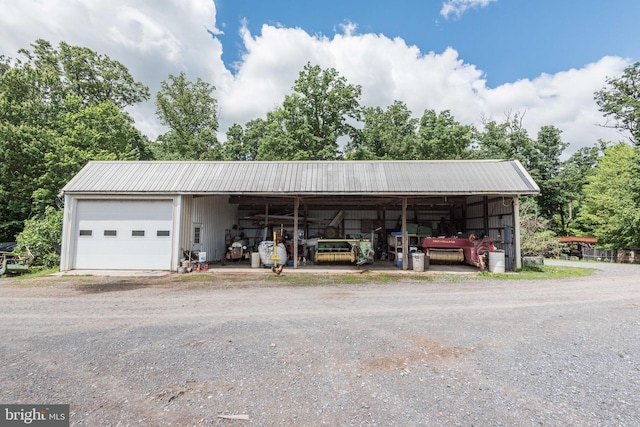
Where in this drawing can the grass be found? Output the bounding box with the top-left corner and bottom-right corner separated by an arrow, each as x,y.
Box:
264,272 -> 432,286
0,267 -> 63,287
1,263 -> 596,288
1,266 -> 59,280
261,264 -> 595,286
478,264 -> 596,280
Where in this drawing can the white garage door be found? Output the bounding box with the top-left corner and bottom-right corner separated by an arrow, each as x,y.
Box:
74,200 -> 173,270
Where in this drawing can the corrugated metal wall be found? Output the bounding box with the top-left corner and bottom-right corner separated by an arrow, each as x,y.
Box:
191,196 -> 238,262
179,195 -> 193,261
488,197 -> 515,271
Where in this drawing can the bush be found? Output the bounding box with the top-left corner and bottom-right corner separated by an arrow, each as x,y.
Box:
15,206 -> 63,268
519,197 -> 562,257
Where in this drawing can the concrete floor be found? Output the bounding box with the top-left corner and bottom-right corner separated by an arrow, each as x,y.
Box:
56,259 -> 480,277
193,259 -> 479,275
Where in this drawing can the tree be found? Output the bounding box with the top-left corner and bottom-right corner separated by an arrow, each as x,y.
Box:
578,143 -> 639,248
154,71 -> 221,160
345,101 -> 418,160
556,142 -> 606,235
257,63 -> 362,160
0,40 -> 151,241
519,197 -> 562,257
526,126 -> 569,231
475,116 -> 580,236
15,206 -> 63,268
475,112 -> 535,163
415,109 -> 474,159
473,119 -> 509,159
222,119 -> 266,161
594,62 -> 640,145
34,96 -> 149,212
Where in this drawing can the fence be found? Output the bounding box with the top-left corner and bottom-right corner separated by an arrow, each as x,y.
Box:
582,248 -> 640,263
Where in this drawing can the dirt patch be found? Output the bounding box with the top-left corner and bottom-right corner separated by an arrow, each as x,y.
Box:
74,280 -> 153,293
363,335 -> 472,372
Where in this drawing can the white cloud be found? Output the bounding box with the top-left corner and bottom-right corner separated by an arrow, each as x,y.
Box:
0,0 -> 229,139
440,0 -> 498,19
0,0 -> 629,155
107,6 -> 183,62
220,23 -> 627,155
476,56 -> 629,153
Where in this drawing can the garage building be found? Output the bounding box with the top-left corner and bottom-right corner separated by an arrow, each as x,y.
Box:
59,160 -> 539,272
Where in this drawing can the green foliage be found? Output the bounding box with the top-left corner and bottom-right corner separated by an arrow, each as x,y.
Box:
223,119 -> 267,161
473,120 -> 510,159
345,103 -> 475,160
519,197 -> 562,257
475,113 -> 536,163
479,265 -> 594,280
0,39 -> 151,241
256,63 -> 362,160
154,71 -> 221,160
556,142 -> 606,235
594,62 -> 640,145
415,109 -> 474,159
345,101 -> 418,160
15,206 -> 63,268
526,126 -> 569,231
578,143 -> 639,248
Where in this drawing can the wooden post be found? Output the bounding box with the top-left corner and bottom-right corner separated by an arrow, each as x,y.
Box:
293,197 -> 300,269
402,197 -> 408,271
513,196 -> 521,270
264,203 -> 269,241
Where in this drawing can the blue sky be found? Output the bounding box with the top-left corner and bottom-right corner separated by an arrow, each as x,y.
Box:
215,0 -> 640,87
1,0 -> 638,154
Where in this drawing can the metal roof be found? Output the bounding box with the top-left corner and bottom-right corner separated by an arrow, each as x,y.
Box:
61,160 -> 540,196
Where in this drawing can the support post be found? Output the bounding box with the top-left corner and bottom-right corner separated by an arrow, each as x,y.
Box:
264,204 -> 269,241
513,196 -> 521,270
293,197 -> 299,269
402,197 -> 408,271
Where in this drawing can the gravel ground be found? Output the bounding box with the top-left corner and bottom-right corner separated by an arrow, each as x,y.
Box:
1,260 -> 639,426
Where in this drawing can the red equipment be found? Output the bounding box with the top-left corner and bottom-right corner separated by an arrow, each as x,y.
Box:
422,236 -> 495,270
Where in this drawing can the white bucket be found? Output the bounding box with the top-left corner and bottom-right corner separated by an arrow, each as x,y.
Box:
488,250 -> 505,273
412,252 -> 425,272
251,252 -> 261,268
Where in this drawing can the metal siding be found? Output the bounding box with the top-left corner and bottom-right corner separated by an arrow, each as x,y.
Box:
192,195 -> 238,261
343,219 -> 360,237
466,203 -> 484,219
180,195 -> 193,256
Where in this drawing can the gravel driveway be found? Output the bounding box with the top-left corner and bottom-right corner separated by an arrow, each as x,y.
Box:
1,260 -> 639,426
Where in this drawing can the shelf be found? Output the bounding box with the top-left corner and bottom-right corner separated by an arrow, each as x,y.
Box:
389,234 -> 429,261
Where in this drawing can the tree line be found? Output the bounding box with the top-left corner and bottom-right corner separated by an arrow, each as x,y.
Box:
2,40 -> 640,263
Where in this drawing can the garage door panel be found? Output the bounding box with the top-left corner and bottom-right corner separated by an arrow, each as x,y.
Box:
75,200 -> 173,270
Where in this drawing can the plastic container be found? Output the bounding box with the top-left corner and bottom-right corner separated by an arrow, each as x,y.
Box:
412,252 -> 425,272
488,250 -> 506,273
258,241 -> 288,266
251,252 -> 261,268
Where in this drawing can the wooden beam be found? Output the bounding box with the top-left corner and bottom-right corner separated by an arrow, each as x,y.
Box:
293,197 -> 299,269
402,197 -> 408,271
